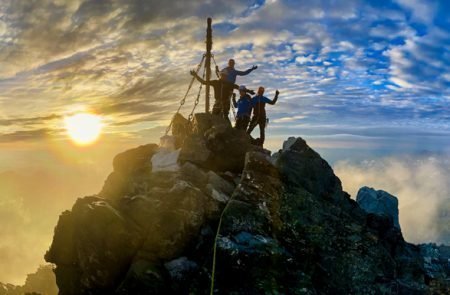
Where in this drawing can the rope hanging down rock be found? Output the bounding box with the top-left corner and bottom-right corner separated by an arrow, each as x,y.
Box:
188,62 -> 207,122
164,54 -> 206,136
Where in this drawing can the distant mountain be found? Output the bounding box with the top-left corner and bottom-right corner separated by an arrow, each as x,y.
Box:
45,113 -> 450,294
0,265 -> 57,295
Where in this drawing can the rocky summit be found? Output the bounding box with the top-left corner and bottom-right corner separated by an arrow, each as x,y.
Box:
44,113 -> 450,294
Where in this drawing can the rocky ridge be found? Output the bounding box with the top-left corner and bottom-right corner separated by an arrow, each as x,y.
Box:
44,113 -> 450,294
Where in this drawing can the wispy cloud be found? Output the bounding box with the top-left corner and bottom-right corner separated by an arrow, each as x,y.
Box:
335,155 -> 450,244
0,0 -> 448,146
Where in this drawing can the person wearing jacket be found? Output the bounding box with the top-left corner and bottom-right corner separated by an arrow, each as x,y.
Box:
219,59 -> 258,84
247,86 -> 280,146
190,70 -> 254,119
232,85 -> 253,130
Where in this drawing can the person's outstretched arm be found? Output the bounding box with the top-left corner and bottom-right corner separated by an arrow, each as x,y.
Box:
190,70 -> 207,85
235,65 -> 258,76
266,90 -> 280,105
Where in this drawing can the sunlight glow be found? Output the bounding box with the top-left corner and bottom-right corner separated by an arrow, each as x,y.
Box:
64,113 -> 103,146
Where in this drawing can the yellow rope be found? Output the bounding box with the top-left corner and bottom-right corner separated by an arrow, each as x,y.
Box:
209,195 -> 234,295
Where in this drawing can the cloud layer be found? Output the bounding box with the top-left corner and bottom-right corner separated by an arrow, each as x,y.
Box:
0,0 -> 449,148
335,155 -> 450,244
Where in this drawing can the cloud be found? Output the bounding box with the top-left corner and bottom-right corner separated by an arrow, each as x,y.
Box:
0,0 -> 448,145
394,0 -> 437,24
334,155 -> 450,244
0,114 -> 60,127
0,129 -> 52,143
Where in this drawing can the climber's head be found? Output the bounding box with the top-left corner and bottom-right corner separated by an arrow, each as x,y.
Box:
257,86 -> 265,96
239,85 -> 247,95
228,59 -> 235,68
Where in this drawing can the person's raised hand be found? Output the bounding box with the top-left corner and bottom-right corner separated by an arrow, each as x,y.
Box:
252,65 -> 258,70
248,90 -> 255,95
275,89 -> 280,96
190,70 -> 196,76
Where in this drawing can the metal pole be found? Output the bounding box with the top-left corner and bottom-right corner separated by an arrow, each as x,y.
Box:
205,17 -> 212,113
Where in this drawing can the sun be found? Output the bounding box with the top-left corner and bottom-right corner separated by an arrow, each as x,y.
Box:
64,113 -> 103,146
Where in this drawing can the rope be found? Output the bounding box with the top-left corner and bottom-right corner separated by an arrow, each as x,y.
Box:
209,195 -> 235,295
164,54 -> 206,136
188,61 -> 207,122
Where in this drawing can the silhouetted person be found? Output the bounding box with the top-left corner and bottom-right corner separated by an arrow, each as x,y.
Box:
191,70 -> 253,119
232,85 -> 252,130
247,87 -> 280,146
218,59 -> 258,84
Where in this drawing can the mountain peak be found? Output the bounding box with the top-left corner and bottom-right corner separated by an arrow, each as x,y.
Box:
44,113 -> 449,294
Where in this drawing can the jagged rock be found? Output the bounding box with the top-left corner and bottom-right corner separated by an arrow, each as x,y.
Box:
204,126 -> 253,172
179,113 -> 254,172
45,197 -> 141,294
100,144 -> 158,201
214,151 -> 288,294
178,134 -> 211,167
275,137 -> 346,203
115,260 -> 168,295
205,171 -> 235,203
419,243 -> 450,286
171,113 -> 190,148
46,128 -> 450,294
191,113 -> 230,135
357,186 -> 401,230
113,144 -> 158,174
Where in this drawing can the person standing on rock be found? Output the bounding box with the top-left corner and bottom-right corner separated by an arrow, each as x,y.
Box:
232,85 -> 253,130
190,70 -> 254,120
217,59 -> 257,113
247,87 -> 279,146
218,59 -> 258,84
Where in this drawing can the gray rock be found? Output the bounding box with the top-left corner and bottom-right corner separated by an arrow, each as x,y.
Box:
100,144 -> 158,201
205,171 -> 235,203
171,113 -> 190,148
164,257 -> 198,280
178,134 -> 211,166
356,186 -> 400,230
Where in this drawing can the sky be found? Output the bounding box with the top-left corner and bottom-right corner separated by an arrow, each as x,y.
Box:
0,0 -> 449,285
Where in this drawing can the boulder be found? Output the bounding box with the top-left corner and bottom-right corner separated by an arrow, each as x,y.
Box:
112,144 -> 158,174
178,135 -> 211,167
179,113 -> 253,172
151,148 -> 180,172
100,144 -> 158,201
171,113 -> 190,148
275,137 -> 345,203
45,197 -> 141,294
356,186 -> 401,230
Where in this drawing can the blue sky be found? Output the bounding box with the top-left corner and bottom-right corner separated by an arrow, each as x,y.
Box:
0,0 -> 449,160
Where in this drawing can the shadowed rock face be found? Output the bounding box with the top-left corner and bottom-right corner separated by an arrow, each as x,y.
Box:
357,186 -> 401,230
45,114 -> 449,294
